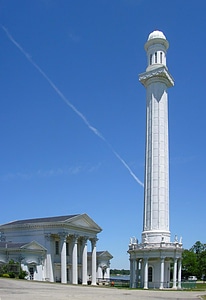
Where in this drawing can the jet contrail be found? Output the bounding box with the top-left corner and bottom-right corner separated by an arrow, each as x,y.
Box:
2,25 -> 144,187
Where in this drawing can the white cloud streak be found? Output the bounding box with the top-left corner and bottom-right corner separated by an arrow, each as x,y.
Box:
1,26 -> 144,187
1,164 -> 97,181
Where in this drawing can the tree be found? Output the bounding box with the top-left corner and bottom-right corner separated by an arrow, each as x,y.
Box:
182,241 -> 206,279
0,260 -> 27,279
182,250 -> 198,279
190,241 -> 206,255
199,250 -> 206,280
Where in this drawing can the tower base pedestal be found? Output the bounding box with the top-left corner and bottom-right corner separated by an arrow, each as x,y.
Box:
128,242 -> 183,289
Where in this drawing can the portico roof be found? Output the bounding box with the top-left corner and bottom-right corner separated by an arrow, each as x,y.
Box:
1,214 -> 79,226
0,213 -> 102,233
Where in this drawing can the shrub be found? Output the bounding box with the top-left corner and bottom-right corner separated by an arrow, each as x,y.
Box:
8,272 -> 15,278
2,273 -> 10,278
19,270 -> 28,279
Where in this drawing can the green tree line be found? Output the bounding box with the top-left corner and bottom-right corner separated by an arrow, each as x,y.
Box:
182,241 -> 206,280
110,269 -> 130,276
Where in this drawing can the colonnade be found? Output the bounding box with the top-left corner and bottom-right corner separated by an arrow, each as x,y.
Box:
130,256 -> 182,289
48,233 -> 98,285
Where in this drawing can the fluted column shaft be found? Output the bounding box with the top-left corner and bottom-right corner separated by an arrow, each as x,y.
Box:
72,235 -> 78,284
144,258 -> 148,289
132,259 -> 137,288
178,258 -> 182,289
60,234 -> 67,284
160,257 -> 165,289
91,238 -> 97,285
173,258 -> 177,289
129,259 -> 134,288
45,234 -> 54,282
82,237 -> 88,285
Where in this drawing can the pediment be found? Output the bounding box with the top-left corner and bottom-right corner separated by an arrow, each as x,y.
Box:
21,241 -> 46,251
98,251 -> 113,259
64,214 -> 102,232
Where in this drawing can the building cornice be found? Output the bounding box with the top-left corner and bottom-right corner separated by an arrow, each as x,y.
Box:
1,222 -> 100,236
128,241 -> 183,252
139,66 -> 174,88
0,213 -> 102,234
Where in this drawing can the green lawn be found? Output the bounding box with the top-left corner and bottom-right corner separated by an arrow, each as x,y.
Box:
195,283 -> 206,290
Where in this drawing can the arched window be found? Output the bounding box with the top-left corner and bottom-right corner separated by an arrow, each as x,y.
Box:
155,52 -> 157,63
160,52 -> 163,63
148,266 -> 153,282
150,54 -> 152,65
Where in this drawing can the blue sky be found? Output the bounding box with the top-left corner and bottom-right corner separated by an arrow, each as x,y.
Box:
0,0 -> 205,269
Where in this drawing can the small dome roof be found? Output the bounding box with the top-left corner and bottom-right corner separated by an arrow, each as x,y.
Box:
148,30 -> 166,41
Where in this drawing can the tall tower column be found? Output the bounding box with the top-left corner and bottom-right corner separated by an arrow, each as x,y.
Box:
139,30 -> 174,244
128,30 -> 183,290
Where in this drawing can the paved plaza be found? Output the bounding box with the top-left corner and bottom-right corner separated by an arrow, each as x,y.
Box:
0,279 -> 206,300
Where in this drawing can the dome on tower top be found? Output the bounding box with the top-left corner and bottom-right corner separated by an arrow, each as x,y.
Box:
144,30 -> 169,52
148,30 -> 166,41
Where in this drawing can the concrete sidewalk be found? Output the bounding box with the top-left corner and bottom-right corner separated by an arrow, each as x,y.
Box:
0,278 -> 206,300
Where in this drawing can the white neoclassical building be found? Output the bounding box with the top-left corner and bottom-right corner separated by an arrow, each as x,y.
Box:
128,30 -> 183,289
0,214 -> 113,284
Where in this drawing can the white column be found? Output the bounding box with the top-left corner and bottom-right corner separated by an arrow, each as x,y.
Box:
160,257 -> 165,289
173,258 -> 177,289
178,258 -> 182,289
72,235 -> 78,284
144,258 -> 148,289
106,266 -> 110,280
137,259 -> 141,288
60,233 -> 67,284
82,237 -> 88,285
44,234 -> 54,282
97,265 -> 102,281
130,259 -> 136,288
129,259 -> 133,288
132,259 -> 137,288
91,238 -> 97,285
